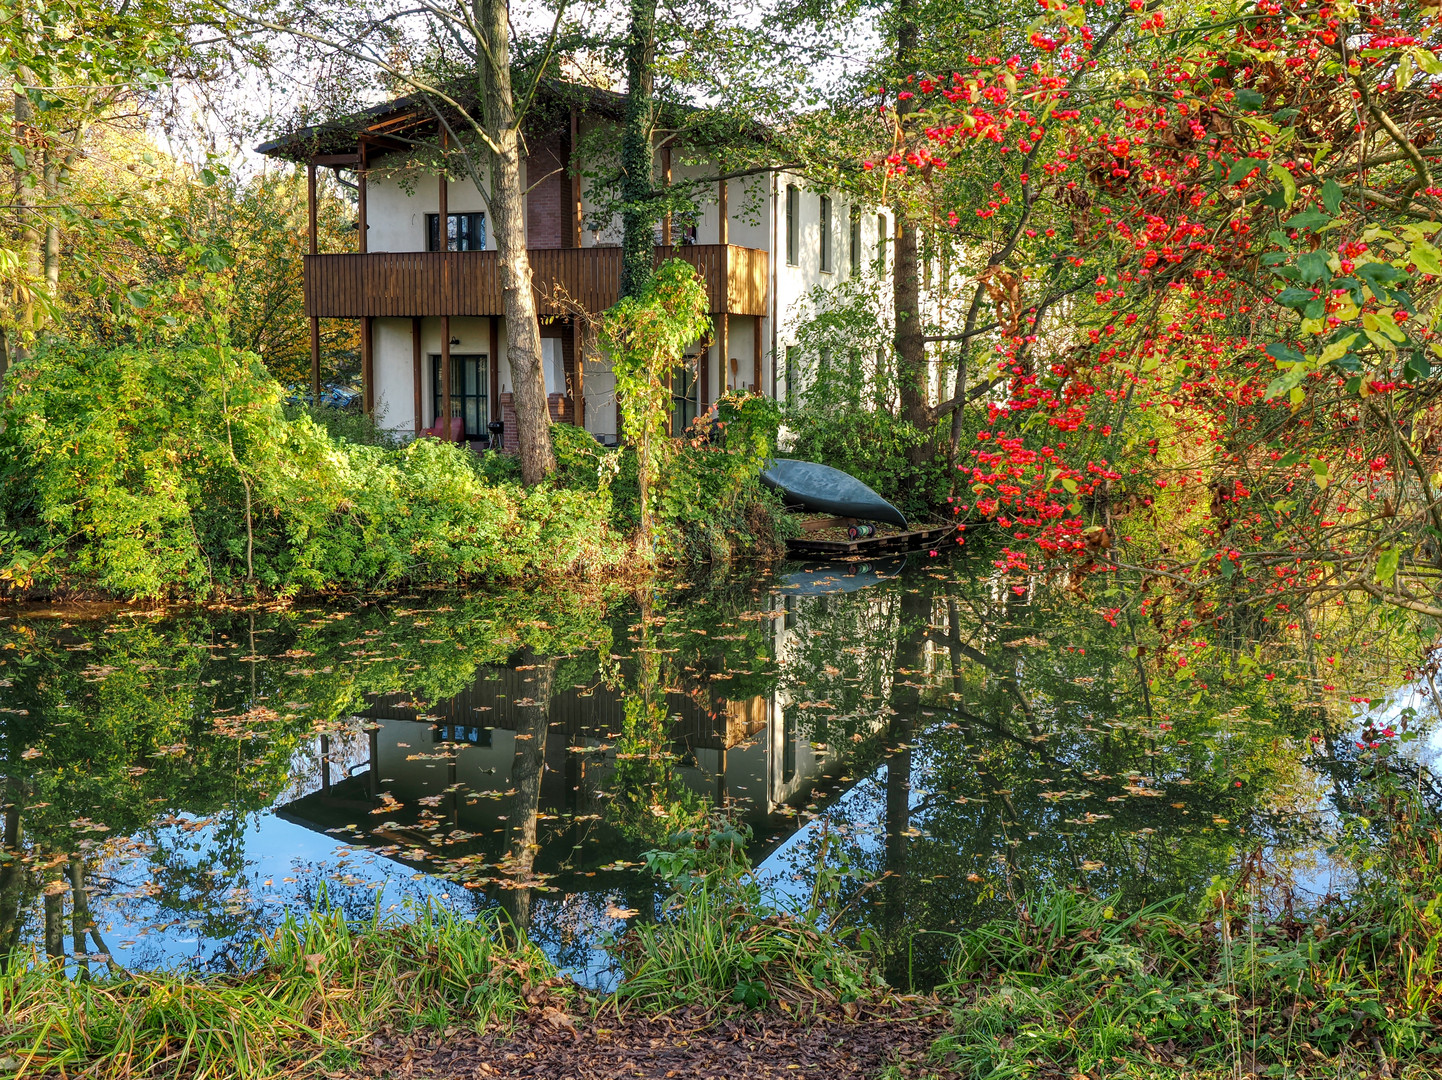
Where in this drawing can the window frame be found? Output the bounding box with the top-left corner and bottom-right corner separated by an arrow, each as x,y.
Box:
430,353 -> 489,438
819,195 -> 833,273
785,184 -> 800,266
426,212 -> 487,252
849,206 -> 861,275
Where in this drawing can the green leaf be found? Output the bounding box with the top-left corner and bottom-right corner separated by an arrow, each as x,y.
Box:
1227,158 -> 1256,184
1404,351 -> 1433,382
1233,87 -> 1266,110
1409,239 -> 1442,277
1375,546 -> 1400,586
8,146 -> 25,170
1284,210 -> 1330,232
1356,262 -> 1409,297
1266,342 -> 1305,365
1320,179 -> 1345,215
1269,162 -> 1297,207
1275,287 -> 1314,311
1295,251 -> 1330,284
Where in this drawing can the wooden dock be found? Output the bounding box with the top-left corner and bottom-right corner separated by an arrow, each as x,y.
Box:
785,521 -> 955,558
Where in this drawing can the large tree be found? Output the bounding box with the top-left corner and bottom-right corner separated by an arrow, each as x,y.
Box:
227,0 -> 564,482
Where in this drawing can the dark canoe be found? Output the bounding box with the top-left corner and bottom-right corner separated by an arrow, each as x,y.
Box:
760,459 -> 908,528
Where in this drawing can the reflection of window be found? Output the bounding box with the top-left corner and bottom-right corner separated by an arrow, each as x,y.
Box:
426,212 -> 486,251
819,195 -> 833,272
782,709 -> 796,783
431,354 -> 488,437
849,207 -> 861,274
786,185 -> 799,266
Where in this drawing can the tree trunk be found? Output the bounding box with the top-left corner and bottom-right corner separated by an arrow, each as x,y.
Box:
882,588 -> 930,987
500,654 -> 555,930
12,86 -> 42,364
477,0 -> 555,484
619,0 -> 658,299
890,0 -> 931,465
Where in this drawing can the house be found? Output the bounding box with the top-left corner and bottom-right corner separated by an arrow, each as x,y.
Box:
258,82 -> 902,446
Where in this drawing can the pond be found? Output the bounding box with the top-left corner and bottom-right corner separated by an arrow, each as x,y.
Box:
1,550 -> 1437,988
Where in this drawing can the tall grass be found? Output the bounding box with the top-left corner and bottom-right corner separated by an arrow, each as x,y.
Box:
932,781 -> 1442,1079
613,820 -> 886,1015
0,904 -> 563,1079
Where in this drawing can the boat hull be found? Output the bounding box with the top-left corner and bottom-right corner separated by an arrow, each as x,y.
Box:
760,459 -> 908,528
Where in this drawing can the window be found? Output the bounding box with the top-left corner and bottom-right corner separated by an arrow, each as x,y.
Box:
431,354 -> 488,438
849,207 -> 861,274
671,359 -> 698,435
426,212 -> 486,252
785,184 -> 799,266
819,195 -> 833,272
876,213 -> 888,265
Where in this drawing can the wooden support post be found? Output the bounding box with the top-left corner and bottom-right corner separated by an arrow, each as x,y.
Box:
753,315 -> 763,395
306,163 -> 318,254
441,315 -> 452,431
574,319 -> 585,429
718,312 -> 729,395
699,330 -> 711,409
662,145 -> 672,247
489,316 -> 500,428
412,317 -> 423,432
437,133 -> 448,250
357,142 -> 368,254
307,162 -> 321,404
570,106 -> 583,248
309,317 -> 321,404
718,168 -> 728,246
361,316 -> 374,415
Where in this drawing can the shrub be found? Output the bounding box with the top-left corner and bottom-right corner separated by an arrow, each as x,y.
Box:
785,407 -> 955,520
0,343 -> 623,598
281,402 -> 399,447
662,393 -> 792,563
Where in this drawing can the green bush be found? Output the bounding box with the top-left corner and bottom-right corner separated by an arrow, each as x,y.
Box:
662,393 -> 792,563
0,343 -> 623,598
784,406 -> 955,520
281,402 -> 398,447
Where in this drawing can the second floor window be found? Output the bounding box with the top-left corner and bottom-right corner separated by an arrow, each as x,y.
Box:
849,207 -> 861,274
785,184 -> 799,266
427,212 -> 486,252
819,195 -> 833,272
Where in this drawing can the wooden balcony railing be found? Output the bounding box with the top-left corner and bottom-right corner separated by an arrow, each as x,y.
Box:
303,244 -> 769,320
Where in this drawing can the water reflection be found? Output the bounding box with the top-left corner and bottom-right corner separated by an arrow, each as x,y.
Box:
1,555 -> 1436,986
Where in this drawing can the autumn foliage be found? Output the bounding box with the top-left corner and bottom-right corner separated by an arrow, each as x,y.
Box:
874,0 -> 1442,619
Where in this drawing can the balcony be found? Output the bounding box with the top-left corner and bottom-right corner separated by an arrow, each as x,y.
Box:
303,244 -> 769,320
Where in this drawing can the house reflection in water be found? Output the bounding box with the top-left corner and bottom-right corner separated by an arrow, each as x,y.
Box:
274,590 -> 869,925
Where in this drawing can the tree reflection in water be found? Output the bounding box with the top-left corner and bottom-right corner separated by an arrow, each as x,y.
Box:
0,553 -> 1435,983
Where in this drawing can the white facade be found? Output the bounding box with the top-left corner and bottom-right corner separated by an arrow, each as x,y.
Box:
346,115 -> 960,444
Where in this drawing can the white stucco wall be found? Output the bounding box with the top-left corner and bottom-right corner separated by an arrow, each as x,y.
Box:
364,156 -> 496,253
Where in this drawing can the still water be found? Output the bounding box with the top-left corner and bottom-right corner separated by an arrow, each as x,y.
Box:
1,551 -> 1436,987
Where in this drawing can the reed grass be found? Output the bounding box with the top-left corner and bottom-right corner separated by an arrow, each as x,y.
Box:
0,904 -> 563,1079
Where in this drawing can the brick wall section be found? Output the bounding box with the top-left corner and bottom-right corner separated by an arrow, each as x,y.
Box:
525,134 -> 568,250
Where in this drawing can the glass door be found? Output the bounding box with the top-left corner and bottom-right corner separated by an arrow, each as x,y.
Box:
430,354 -> 488,439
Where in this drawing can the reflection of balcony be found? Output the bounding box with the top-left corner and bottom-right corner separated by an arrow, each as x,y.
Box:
303,244 -> 769,319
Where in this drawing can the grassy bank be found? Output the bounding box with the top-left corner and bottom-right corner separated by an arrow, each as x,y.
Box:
4,790 -> 1441,1079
